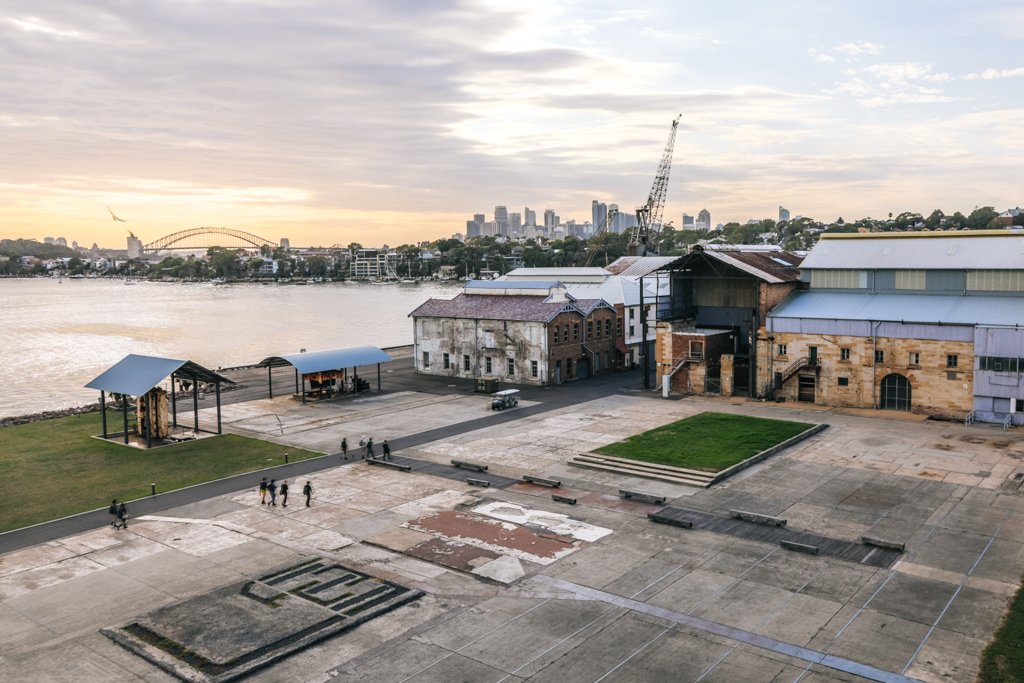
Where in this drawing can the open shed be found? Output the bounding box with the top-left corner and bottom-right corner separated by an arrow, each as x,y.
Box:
85,354 -> 234,447
257,346 -> 392,402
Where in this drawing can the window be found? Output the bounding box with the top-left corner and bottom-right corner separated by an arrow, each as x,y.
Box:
587,320 -> 593,337
1017,399 -> 1024,413
422,351 -> 430,368
810,269 -> 866,289
507,358 -> 515,376
443,353 -> 450,369
573,323 -> 579,341
566,358 -> 573,377
463,354 -> 470,371
838,377 -> 849,386
629,308 -> 635,319
605,319 -> 611,336
777,344 -> 788,356
553,326 -> 559,344
531,360 -> 538,378
690,341 -> 704,359
617,318 -> 623,335
485,357 -> 492,373
563,325 -> 569,343
875,350 -> 885,363
947,354 -> 958,369
629,325 -> 635,337
840,348 -> 850,361
909,352 -> 920,366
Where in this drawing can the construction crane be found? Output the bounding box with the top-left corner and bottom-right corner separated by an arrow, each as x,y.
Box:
628,114 -> 681,256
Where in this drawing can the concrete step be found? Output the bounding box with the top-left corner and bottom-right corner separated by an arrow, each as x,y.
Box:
575,453 -> 716,481
569,458 -> 712,488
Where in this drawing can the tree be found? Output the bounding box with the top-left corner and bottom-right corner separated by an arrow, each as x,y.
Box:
967,206 -> 998,230
924,209 -> 945,230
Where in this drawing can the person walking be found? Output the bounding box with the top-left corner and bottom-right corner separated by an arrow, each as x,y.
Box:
341,437 -> 348,460
382,439 -> 391,461
108,499 -> 120,528
366,436 -> 375,459
116,501 -> 129,529
303,481 -> 313,507
280,480 -> 289,508
259,477 -> 268,504
359,435 -> 367,459
268,479 -> 278,507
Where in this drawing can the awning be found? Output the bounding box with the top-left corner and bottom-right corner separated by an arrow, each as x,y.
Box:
85,354 -> 234,396
258,346 -> 392,375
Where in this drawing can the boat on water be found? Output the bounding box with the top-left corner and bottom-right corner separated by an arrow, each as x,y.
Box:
210,277 -> 227,285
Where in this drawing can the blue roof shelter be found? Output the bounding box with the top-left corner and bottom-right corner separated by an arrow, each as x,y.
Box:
85,354 -> 234,447
257,346 -> 392,402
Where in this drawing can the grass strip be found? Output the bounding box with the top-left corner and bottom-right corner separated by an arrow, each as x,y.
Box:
979,578 -> 1024,682
593,411 -> 811,472
0,412 -> 322,532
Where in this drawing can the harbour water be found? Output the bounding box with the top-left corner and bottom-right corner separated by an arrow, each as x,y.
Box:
0,278 -> 459,420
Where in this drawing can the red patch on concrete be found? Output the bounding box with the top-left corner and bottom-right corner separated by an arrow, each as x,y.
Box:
404,537 -> 501,572
404,510 -> 576,562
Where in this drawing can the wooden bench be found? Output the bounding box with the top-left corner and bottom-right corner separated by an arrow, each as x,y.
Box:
619,489 -> 667,505
551,494 -> 577,505
522,475 -> 561,488
781,540 -> 819,555
466,478 -> 491,487
861,536 -> 906,553
451,459 -> 489,472
729,510 -> 787,527
648,512 -> 692,529
366,459 -> 412,472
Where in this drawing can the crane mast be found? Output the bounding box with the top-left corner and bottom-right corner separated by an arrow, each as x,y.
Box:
628,115 -> 681,256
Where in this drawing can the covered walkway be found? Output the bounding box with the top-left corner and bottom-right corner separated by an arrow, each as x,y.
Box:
257,346 -> 392,402
85,354 -> 234,447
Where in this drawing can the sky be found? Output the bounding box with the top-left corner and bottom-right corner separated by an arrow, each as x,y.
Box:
1,0 -> 1022,249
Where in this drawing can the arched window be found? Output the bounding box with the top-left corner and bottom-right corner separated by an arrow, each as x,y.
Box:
880,373 -> 912,411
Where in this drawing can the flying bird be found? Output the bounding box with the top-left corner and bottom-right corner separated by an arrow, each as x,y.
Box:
107,205 -> 127,222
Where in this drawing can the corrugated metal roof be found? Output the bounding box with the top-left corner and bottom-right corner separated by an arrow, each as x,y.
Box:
466,279 -> 561,290
655,247 -> 802,284
768,291 -> 1024,326
605,256 -> 679,277
801,231 -> 1024,270
85,354 -> 233,396
259,346 -> 392,374
504,267 -> 609,280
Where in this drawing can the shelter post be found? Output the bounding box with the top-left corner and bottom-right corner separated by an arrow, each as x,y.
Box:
100,390 -> 107,438
302,375 -> 306,404
193,384 -> 199,432
377,363 -> 381,391
216,382 -> 222,434
122,397 -> 129,445
145,393 -> 152,448
294,369 -> 299,394
170,372 -> 178,427
267,366 -> 273,399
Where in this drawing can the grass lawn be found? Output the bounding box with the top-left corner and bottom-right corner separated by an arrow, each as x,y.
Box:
979,580 -> 1024,682
0,412 -> 323,533
593,411 -> 813,472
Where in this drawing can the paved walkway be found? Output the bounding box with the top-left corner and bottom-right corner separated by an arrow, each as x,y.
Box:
2,367 -> 1023,682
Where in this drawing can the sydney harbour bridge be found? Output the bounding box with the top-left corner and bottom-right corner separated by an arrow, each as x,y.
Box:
140,227 -> 279,254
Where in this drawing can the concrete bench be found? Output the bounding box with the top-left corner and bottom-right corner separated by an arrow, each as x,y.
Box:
648,512 -> 692,529
729,510 -> 787,527
861,536 -> 906,553
522,475 -> 561,488
780,540 -> 819,555
466,478 -> 491,487
619,489 -> 667,505
366,459 -> 412,472
451,459 -> 489,472
551,494 -> 577,505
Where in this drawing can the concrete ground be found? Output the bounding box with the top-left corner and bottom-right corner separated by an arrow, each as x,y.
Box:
2,369 -> 1024,682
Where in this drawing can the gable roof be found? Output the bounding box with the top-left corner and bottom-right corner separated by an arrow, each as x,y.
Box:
410,293 -> 594,322
800,230 -> 1024,270
258,346 -> 391,374
85,354 -> 233,396
605,256 -> 679,277
659,246 -> 803,283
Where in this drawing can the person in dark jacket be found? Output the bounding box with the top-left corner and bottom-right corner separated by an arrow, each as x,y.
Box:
303,481 -> 313,507
116,501 -> 129,529
280,480 -> 289,508
268,479 -> 278,506
108,499 -> 119,528
341,437 -> 348,459
259,477 -> 268,504
382,439 -> 391,461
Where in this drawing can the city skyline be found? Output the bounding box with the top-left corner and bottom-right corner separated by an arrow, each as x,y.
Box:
2,1 -> 1022,248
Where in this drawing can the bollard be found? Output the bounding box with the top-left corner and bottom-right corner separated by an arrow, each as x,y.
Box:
151,483 -> 156,496
285,452 -> 289,464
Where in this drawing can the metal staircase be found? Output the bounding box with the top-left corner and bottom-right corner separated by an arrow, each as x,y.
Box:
761,356 -> 816,399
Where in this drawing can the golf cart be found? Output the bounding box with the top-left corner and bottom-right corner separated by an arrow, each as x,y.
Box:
490,388 -> 520,410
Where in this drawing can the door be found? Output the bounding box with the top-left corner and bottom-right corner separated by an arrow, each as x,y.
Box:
880,373 -> 911,411
798,375 -> 816,402
808,346 -> 818,366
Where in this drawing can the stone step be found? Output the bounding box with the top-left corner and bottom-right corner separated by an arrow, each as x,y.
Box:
575,453 -> 716,481
569,458 -> 713,488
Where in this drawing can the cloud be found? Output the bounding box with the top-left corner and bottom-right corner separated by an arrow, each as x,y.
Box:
833,41 -> 883,57
963,66 -> 1024,80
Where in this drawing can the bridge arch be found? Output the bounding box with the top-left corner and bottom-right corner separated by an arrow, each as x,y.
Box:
144,227 -> 278,253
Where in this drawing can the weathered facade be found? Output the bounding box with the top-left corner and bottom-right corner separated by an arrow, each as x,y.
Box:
655,245 -> 804,396
764,230 -> 1024,423
409,281 -> 617,386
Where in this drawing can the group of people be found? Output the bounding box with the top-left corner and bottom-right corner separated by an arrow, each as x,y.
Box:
107,499 -> 129,529
258,477 -> 314,507
340,435 -> 392,461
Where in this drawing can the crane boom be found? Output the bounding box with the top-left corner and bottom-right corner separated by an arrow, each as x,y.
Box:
628,114 -> 681,256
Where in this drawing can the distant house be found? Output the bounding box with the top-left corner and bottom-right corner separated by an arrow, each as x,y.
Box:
409,280 -> 617,386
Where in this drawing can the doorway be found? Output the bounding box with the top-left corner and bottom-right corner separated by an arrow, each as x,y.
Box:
879,373 -> 911,411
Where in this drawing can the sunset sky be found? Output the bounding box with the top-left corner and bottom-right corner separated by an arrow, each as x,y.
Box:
2,1 -> 1022,249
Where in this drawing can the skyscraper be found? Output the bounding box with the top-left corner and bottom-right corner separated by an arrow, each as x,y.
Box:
778,206 -> 791,223
466,220 -> 481,238
544,209 -> 556,230
494,206 -> 509,236
697,208 -> 711,231
510,212 -> 522,235
682,213 -> 695,229
524,206 -> 536,227
592,200 -> 608,234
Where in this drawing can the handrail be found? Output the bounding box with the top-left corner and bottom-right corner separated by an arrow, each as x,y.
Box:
762,356 -> 813,399
1004,414 -> 1012,431
656,352 -> 705,391
965,410 -> 975,425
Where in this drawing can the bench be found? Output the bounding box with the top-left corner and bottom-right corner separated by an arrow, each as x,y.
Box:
781,540 -> 819,555
551,494 -> 577,505
466,478 -> 491,487
648,512 -> 692,529
366,459 -> 412,472
522,475 -> 561,488
451,459 -> 489,472
728,510 -> 787,527
861,536 -> 906,553
619,489 -> 667,505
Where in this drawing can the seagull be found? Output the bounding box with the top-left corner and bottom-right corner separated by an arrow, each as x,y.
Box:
107,205 -> 127,222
